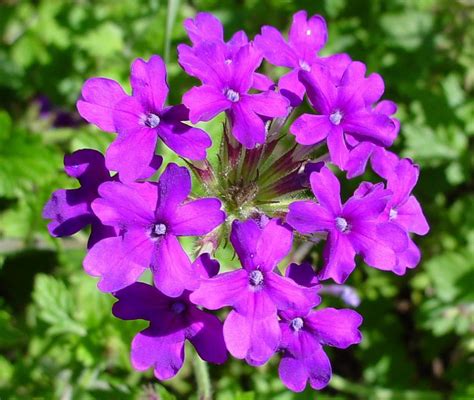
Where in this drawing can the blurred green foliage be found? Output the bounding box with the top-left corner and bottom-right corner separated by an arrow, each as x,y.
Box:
0,0 -> 473,398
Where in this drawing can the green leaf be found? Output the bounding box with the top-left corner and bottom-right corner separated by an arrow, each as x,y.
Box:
32,274 -> 87,336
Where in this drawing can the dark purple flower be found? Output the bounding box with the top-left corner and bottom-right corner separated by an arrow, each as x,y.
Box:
112,254 -> 227,380
190,219 -> 319,366
43,149 -> 116,248
344,100 -> 400,178
180,42 -> 289,148
290,62 -> 396,169
77,55 -> 211,182
287,166 -> 408,283
83,163 -> 226,296
254,10 -> 351,105
278,307 -> 362,392
370,150 -> 429,274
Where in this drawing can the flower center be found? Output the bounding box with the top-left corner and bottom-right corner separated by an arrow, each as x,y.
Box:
299,60 -> 311,72
389,208 -> 398,220
225,89 -> 240,103
335,217 -> 350,233
306,29 -> 312,36
171,301 -> 186,314
144,113 -> 161,128
149,223 -> 167,239
248,270 -> 264,287
329,110 -> 343,125
290,317 -> 304,332
225,58 -> 232,65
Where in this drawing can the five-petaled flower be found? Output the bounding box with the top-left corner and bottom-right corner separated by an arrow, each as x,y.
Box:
190,219 -> 319,365
287,166 -> 408,283
84,163 -> 226,296
77,55 -> 212,182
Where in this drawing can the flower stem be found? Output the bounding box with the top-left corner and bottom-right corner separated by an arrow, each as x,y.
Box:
193,352 -> 212,400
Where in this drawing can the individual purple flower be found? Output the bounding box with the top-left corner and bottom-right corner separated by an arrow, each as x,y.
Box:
290,62 -> 396,169
77,55 -> 211,182
370,150 -> 429,274
190,219 -> 318,366
180,13 -> 274,92
254,10 -> 351,105
344,100 -> 400,178
287,166 -> 408,283
180,42 -> 289,148
43,149 -> 115,248
83,163 -> 226,296
278,307 -> 362,392
113,254 -> 227,380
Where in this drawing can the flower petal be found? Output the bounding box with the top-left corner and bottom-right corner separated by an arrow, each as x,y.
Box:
188,308 -> 228,364
169,198 -> 225,236
76,78 -> 127,132
223,308 -> 280,366
255,219 -> 293,271
266,273 -> 320,312
299,67 -> 337,115
245,91 -> 289,118
189,269 -> 248,310
157,121 -> 211,161
309,166 -> 342,216
155,163 -> 191,219
151,234 -> 197,297
306,308 -> 363,348
112,282 -> 169,321
182,85 -> 229,123
289,11 -> 327,58
320,232 -> 357,284
287,200 -> 334,233
92,181 -> 156,228
184,12 -> 223,45
83,233 -> 151,292
106,127 -> 158,183
290,114 -> 333,146
130,55 -> 168,112
229,100 -> 265,149
131,325 -> 185,380
254,26 -> 297,68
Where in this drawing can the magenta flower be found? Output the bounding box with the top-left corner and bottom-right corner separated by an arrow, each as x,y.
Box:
190,219 -> 318,366
83,163 -> 226,296
278,307 -> 362,392
180,42 -> 289,148
113,254 -> 227,380
180,13 -> 273,92
370,150 -> 429,274
290,62 -> 396,168
255,10 -> 350,105
43,149 -> 116,247
287,166 -> 408,283
77,55 -> 211,182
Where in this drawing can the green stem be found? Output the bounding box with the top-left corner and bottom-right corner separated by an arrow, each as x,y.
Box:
193,350 -> 212,400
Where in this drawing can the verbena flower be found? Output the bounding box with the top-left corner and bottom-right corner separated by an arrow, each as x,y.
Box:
287,166 -> 408,283
84,163 -> 225,295
290,62 -> 397,169
278,307 -> 362,391
113,254 -> 227,380
180,42 -> 289,148
190,219 -> 319,365
77,55 -> 211,182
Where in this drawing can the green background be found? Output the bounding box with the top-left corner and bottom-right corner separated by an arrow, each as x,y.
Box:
0,0 -> 473,398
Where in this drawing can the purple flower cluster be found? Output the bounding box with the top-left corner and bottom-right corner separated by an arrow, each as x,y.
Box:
44,11 -> 428,393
